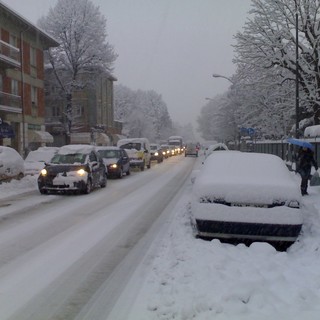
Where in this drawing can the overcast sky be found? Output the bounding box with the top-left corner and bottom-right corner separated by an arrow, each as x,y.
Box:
2,0 -> 252,131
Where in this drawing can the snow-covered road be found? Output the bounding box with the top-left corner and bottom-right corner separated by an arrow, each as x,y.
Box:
0,155 -> 195,320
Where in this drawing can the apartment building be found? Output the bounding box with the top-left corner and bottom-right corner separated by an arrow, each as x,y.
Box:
0,1 -> 59,155
45,68 -> 122,147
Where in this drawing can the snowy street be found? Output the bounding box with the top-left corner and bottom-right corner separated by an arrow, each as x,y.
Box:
0,155 -> 194,319
1,152 -> 320,320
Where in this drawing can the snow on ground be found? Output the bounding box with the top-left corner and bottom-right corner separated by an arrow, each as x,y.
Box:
1,160 -> 320,319
0,175 -> 38,200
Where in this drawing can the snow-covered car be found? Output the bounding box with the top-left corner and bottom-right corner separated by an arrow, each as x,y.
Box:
150,143 -> 164,163
204,142 -> 228,159
24,147 -> 59,176
191,151 -> 303,249
0,146 -> 24,182
96,146 -> 130,178
117,138 -> 151,171
38,144 -> 107,194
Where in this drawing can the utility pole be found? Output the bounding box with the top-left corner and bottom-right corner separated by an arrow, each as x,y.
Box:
295,0 -> 299,138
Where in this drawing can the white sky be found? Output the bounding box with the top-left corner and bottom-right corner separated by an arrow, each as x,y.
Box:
2,0 -> 252,129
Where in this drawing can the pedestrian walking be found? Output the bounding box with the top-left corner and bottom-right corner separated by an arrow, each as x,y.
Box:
297,147 -> 318,195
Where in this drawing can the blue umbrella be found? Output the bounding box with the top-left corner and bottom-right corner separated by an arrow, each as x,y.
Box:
287,138 -> 314,150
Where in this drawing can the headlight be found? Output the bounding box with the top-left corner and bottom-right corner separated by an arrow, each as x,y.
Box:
77,168 -> 86,176
155,152 -> 159,156
110,164 -> 118,169
40,168 -> 47,176
288,200 -> 300,208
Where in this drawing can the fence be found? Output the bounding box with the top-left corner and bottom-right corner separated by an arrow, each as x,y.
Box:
242,138 -> 320,170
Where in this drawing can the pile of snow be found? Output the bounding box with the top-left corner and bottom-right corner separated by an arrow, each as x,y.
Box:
304,125 -> 320,138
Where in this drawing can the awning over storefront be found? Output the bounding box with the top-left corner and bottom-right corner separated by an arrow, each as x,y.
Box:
70,132 -> 91,144
95,132 -> 110,146
0,122 -> 15,138
28,130 -> 54,143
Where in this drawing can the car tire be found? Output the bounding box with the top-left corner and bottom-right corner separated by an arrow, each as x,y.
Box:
17,172 -> 24,180
126,168 -> 131,175
118,168 -> 123,179
39,188 -> 47,195
84,178 -> 92,194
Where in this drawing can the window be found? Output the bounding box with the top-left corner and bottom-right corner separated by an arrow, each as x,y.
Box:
52,106 -> 61,117
30,47 -> 37,66
9,34 -> 18,48
73,104 -> 84,117
11,79 -> 19,96
31,86 -> 37,105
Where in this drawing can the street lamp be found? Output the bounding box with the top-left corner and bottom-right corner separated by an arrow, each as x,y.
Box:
295,0 -> 299,138
212,73 -> 235,85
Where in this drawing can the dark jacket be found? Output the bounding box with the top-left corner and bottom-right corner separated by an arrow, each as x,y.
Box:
297,148 -> 318,175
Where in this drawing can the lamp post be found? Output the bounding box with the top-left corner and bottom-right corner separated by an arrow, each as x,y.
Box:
295,0 -> 299,138
212,73 -> 240,149
212,73 -> 235,85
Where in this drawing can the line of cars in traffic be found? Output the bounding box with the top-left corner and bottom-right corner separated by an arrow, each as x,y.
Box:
0,137 -> 184,194
2,140 -> 303,249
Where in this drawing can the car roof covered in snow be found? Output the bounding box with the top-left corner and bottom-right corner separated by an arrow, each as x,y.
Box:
57,144 -> 96,155
194,151 -> 301,204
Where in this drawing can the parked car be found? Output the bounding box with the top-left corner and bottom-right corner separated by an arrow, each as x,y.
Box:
38,144 -> 107,194
96,146 -> 130,178
150,143 -> 164,163
204,142 -> 228,159
191,151 -> 303,250
117,137 -> 151,171
184,142 -> 199,157
0,146 -> 24,182
24,147 -> 59,176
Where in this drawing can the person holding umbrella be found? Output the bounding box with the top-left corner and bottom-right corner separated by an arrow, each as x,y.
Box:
297,146 -> 318,195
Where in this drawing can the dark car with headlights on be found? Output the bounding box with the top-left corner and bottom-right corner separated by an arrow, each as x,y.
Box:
150,143 -> 164,163
96,146 -> 130,178
38,144 -> 107,194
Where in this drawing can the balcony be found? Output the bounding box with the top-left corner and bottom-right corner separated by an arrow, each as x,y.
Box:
0,91 -> 22,113
0,40 -> 20,68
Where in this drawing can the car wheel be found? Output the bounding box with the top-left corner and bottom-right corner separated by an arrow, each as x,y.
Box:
17,172 -> 24,180
84,178 -> 92,194
100,173 -> 107,188
118,168 -> 123,179
126,168 -> 131,175
39,188 -> 47,195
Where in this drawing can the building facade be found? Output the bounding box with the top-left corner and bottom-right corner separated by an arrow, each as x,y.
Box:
45,69 -> 123,147
0,1 -> 59,155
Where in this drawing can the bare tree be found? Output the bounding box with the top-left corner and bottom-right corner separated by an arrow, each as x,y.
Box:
114,85 -> 174,141
233,0 -> 320,130
38,0 -> 117,142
